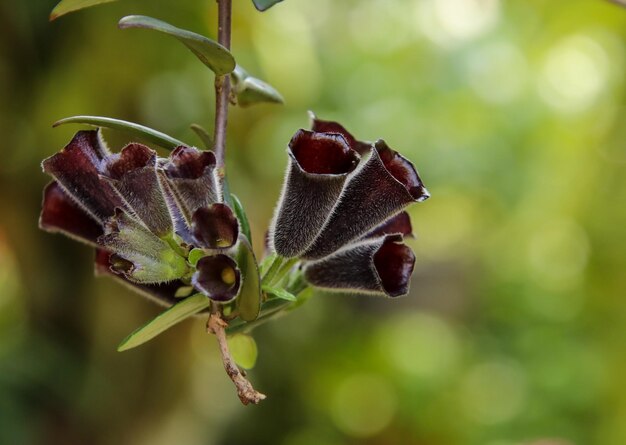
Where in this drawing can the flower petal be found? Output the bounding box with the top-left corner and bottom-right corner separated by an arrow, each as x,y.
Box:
104,143 -> 173,236
303,142 -> 428,259
309,111 -> 372,155
39,181 -> 103,245
364,211 -> 413,239
160,146 -> 219,224
41,130 -> 125,222
98,209 -> 188,284
303,234 -> 415,297
270,130 -> 360,258
192,254 -> 241,302
191,203 -> 239,249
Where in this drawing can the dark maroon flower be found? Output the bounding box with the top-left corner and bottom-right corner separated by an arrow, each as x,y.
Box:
40,181 -> 103,246
364,211 -> 413,239
42,130 -> 125,222
270,129 -> 360,258
303,234 -> 416,297
302,140 -> 428,259
309,111 -> 372,155
102,143 -> 172,236
40,130 -> 251,305
192,254 -> 241,302
159,146 -> 218,224
192,203 -> 239,249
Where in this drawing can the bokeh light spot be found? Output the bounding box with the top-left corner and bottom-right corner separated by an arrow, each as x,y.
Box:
527,218 -> 590,291
460,359 -> 527,424
330,374 -> 397,438
378,312 -> 460,381
538,35 -> 610,113
466,41 -> 528,104
416,0 -> 500,47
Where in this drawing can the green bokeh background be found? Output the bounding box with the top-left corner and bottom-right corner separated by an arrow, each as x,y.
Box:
1,0 -> 626,444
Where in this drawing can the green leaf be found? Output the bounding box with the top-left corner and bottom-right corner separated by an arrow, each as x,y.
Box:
227,334 -> 258,369
187,248 -> 205,267
231,194 -> 252,243
252,0 -> 284,12
232,66 -> 284,107
50,0 -> 119,21
190,124 -> 213,150
118,15 -> 236,76
53,116 -> 186,150
262,285 -> 297,302
259,253 -> 277,276
117,294 -> 210,351
236,238 -> 262,322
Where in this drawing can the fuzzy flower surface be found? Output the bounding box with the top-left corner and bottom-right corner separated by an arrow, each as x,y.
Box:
40,130 -> 242,305
269,114 -> 429,297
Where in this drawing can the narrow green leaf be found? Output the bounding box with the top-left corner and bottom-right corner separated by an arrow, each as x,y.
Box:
231,194 -> 252,243
227,334 -> 258,369
119,15 -> 236,76
259,253 -> 277,276
262,285 -> 297,302
50,0 -> 118,21
236,238 -> 262,322
232,66 -> 284,107
53,116 -> 186,150
190,124 -> 213,150
252,0 -> 285,12
117,294 -> 210,351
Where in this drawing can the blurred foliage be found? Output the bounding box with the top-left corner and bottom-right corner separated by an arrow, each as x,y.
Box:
1,0 -> 626,444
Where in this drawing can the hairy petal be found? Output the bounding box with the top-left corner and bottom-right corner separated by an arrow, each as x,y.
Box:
364,211 -> 413,239
41,130 -> 125,222
192,254 -> 241,302
303,142 -> 428,259
303,234 -> 415,297
309,112 -> 372,155
95,249 -> 187,308
270,130 -> 360,258
160,146 -> 219,223
98,209 -> 188,284
192,203 -> 239,249
103,143 -> 173,236
39,181 -> 103,245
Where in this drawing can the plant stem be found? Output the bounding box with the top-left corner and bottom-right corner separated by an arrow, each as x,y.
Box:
208,0 -> 266,406
213,0 -> 232,197
207,309 -> 266,405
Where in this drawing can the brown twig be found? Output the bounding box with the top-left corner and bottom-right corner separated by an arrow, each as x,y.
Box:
213,0 -> 232,196
207,310 -> 267,405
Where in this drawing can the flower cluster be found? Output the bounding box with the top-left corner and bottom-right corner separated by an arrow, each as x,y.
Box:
39,114 -> 429,324
40,130 -> 245,306
269,114 -> 429,297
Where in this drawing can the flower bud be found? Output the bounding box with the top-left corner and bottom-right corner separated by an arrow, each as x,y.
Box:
98,209 -> 188,284
95,249 -> 185,308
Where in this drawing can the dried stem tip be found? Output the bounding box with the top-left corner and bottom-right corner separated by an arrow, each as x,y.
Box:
207,313 -> 266,405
